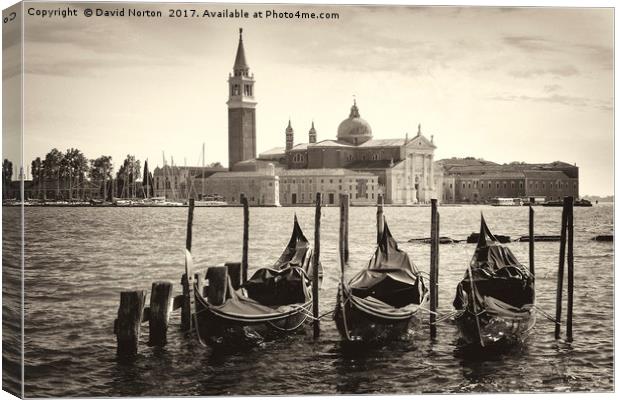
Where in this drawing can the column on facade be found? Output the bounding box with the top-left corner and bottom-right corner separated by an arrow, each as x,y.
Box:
410,152 -> 417,203
430,154 -> 434,190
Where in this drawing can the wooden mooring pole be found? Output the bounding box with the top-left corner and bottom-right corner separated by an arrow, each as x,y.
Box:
181,198 -> 195,331
241,194 -> 249,284
116,290 -> 147,357
566,196 -> 574,342
339,194 -> 349,275
554,196 -> 570,339
312,192 -> 321,339
343,194 -> 349,263
529,205 -> 535,277
148,281 -> 173,346
430,199 -> 439,339
376,194 -> 384,243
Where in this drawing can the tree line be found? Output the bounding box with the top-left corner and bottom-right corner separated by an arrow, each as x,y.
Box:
3,148 -> 155,201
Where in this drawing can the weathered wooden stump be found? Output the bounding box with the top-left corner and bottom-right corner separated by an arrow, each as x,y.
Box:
148,281 -> 173,347
116,290 -> 147,357
225,262 -> 242,290
206,266 -> 228,306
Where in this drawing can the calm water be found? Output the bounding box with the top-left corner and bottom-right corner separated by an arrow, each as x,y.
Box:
3,204 -> 614,396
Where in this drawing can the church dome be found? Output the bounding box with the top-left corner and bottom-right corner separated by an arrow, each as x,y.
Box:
337,100 -> 372,145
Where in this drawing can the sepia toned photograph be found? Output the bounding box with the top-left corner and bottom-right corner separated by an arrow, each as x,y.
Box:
2,1 -> 614,397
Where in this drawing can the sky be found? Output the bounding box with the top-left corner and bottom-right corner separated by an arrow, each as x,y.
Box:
2,3 -> 614,195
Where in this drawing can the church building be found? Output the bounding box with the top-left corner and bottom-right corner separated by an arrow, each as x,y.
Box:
157,29 -> 438,206
258,102 -> 438,205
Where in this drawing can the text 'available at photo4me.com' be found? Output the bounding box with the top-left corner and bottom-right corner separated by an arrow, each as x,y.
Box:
22,4 -> 341,20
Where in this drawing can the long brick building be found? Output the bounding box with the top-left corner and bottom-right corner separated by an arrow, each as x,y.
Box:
436,158 -> 579,204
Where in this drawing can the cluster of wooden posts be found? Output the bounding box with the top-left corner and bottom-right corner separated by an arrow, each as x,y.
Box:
114,194 -> 577,357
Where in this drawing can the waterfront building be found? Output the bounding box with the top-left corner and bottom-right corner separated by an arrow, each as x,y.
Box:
152,165 -> 227,200
279,168 -> 379,206
205,164 -> 280,206
436,158 -> 579,203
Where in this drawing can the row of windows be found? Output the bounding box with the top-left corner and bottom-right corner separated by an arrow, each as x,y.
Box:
446,180 -> 577,191
287,192 -> 375,201
282,178 -> 375,185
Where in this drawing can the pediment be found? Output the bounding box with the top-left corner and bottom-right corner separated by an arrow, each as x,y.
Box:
406,134 -> 436,150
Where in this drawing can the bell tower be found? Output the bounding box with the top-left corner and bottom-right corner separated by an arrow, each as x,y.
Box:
285,120 -> 294,151
227,28 -> 257,170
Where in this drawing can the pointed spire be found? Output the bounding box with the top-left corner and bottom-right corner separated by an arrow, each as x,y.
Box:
309,121 -> 317,144
286,119 -> 294,151
233,28 -> 249,72
417,123 -> 422,136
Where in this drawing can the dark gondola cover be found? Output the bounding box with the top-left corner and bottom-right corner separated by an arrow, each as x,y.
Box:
271,215 -> 321,280
453,215 -> 535,347
349,223 -> 426,308
193,217 -> 315,343
335,220 -> 428,342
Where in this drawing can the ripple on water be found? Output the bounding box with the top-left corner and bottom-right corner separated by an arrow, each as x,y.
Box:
9,205 -> 614,396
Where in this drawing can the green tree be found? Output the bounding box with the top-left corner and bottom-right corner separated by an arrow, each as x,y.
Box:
89,155 -> 113,200
61,148 -> 88,199
3,158 -> 13,200
116,155 -> 141,198
43,149 -> 63,199
31,157 -> 43,199
142,160 -> 154,198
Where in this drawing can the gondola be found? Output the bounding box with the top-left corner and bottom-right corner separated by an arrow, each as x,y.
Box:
187,216 -> 319,344
453,215 -> 535,348
334,219 -> 429,342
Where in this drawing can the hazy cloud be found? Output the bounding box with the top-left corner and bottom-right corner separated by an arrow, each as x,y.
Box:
509,65 -> 579,78
491,93 -> 611,111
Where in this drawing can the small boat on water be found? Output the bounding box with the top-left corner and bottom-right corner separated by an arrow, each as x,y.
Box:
543,198 -> 592,207
334,218 -> 429,343
453,215 -> 535,349
190,216 -> 320,344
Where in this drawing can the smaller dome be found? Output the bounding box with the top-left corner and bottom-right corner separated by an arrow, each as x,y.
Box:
337,101 -> 372,145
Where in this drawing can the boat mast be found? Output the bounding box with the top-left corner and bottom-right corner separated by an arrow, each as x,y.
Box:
202,143 -> 205,200
162,151 -> 167,201
145,158 -> 149,199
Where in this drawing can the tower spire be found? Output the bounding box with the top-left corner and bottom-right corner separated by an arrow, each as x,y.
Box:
309,120 -> 317,144
286,120 -> 294,151
233,27 -> 249,74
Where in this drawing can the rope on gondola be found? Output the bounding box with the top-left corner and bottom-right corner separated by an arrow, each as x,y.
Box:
429,310 -> 462,325
533,304 -> 560,324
